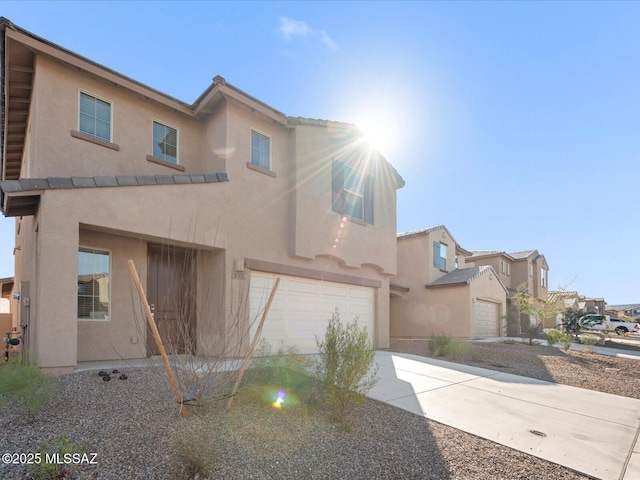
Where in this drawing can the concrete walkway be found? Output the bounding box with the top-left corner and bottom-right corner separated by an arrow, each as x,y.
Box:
368,350 -> 640,480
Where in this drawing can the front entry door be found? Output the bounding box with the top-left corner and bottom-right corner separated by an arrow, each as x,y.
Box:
147,244 -> 196,355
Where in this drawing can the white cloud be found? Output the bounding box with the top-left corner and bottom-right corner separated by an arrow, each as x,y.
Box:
278,16 -> 338,50
279,17 -> 312,40
318,30 -> 338,50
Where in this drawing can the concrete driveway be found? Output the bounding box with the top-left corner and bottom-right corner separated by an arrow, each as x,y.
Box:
368,351 -> 640,480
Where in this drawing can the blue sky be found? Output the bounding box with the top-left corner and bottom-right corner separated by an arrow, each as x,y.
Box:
0,1 -> 638,305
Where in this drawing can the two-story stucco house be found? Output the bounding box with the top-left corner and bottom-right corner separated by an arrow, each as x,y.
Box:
465,249 -> 550,327
390,226 -> 508,339
0,19 -> 404,372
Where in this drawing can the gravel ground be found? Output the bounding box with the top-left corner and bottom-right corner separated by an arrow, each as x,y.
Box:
1,339 -> 639,480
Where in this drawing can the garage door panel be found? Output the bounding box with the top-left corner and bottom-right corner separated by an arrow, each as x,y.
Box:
250,272 -> 374,354
473,301 -> 498,337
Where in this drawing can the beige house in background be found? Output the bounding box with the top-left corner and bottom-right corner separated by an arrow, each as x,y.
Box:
390,226 -> 508,338
465,249 -> 551,327
0,19 -> 404,372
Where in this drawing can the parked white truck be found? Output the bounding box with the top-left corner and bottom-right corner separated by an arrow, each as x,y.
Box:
578,314 -> 640,335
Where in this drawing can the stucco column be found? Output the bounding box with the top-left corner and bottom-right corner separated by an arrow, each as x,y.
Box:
377,280 -> 391,349
34,196 -> 79,371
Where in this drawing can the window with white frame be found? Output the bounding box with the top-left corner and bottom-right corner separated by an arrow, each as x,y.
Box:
331,160 -> 374,223
153,121 -> 178,163
433,242 -> 447,271
529,264 -> 533,277
541,268 -> 547,287
78,248 -> 110,320
251,130 -> 271,170
79,92 -> 111,142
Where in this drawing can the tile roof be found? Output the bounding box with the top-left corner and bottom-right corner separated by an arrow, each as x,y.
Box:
425,265 -> 509,294
509,250 -> 537,259
0,173 -> 229,193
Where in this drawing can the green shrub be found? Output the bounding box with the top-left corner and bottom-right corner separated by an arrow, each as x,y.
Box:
577,333 -> 603,352
248,341 -> 313,393
442,339 -> 471,359
29,433 -> 88,480
315,309 -> 378,425
545,329 -> 574,350
428,334 -> 470,358
0,359 -> 61,422
561,333 -> 574,351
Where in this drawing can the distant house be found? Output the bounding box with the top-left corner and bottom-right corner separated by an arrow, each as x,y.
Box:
580,296 -> 606,315
390,226 -> 508,338
0,19 -> 404,372
465,249 -> 551,328
606,304 -> 640,321
548,290 -> 581,325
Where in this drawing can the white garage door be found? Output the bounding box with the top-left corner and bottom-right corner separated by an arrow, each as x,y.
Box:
249,271 -> 374,354
473,300 -> 499,337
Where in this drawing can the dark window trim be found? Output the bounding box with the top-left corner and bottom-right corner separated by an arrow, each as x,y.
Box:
332,159 -> 373,224
71,130 -> 120,151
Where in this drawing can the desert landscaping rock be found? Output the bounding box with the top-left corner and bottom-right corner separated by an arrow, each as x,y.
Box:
4,340 -> 638,479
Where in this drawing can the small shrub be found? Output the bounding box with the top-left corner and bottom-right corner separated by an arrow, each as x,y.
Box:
524,323 -> 541,345
577,333 -> 603,352
561,333 -> 574,351
427,333 -> 451,357
172,418 -> 219,479
442,339 -> 471,359
0,359 -> 61,422
546,329 -> 564,346
245,341 -> 314,408
29,433 -> 88,480
315,309 -> 378,425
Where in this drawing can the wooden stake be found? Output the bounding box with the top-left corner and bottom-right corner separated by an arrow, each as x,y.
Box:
128,259 -> 188,418
226,277 -> 280,411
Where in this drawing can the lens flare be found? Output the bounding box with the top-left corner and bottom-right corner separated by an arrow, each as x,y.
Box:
272,390 -> 286,409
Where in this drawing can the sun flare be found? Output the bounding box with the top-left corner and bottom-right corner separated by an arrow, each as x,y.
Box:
354,113 -> 397,158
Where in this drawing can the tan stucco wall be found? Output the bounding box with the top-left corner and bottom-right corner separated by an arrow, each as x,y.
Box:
391,228 -> 507,339
390,284 -> 472,338
8,48 -> 400,369
76,229 -> 147,362
31,55 -> 204,178
392,229 -> 471,338
291,124 -> 398,274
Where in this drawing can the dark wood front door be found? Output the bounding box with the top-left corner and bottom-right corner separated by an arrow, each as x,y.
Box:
147,244 -> 196,355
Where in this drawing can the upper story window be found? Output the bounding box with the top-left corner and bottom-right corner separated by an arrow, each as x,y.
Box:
433,241 -> 447,271
455,255 -> 459,270
79,92 -> 111,142
541,268 -> 547,287
78,247 -> 110,321
529,264 -> 533,277
153,121 -> 178,164
501,260 -> 510,276
251,130 -> 271,170
332,160 -> 373,223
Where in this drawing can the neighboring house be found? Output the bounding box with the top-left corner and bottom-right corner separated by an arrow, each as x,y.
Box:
548,290 -> 581,326
465,249 -> 551,327
580,296 -> 606,315
0,19 -> 404,372
390,226 -> 508,338
606,304 -> 640,322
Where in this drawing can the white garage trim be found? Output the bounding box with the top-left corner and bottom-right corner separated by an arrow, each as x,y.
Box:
249,271 -> 374,354
473,300 -> 500,337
